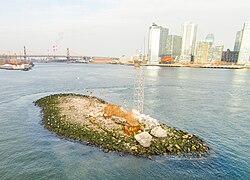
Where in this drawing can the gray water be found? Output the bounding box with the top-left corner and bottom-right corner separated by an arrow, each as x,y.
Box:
0,63 -> 249,179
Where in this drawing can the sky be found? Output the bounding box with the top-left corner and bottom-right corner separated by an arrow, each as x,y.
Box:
0,0 -> 249,57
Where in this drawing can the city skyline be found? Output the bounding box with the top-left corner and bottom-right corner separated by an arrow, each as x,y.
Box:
0,0 -> 250,57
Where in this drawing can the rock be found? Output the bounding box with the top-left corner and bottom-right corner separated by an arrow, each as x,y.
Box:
182,134 -> 189,139
132,109 -> 140,116
139,116 -> 160,130
191,145 -> 196,151
95,112 -> 104,117
130,146 -> 138,151
88,112 -> 97,117
134,132 -> 152,147
124,143 -> 130,148
174,144 -> 181,150
112,116 -> 126,124
167,146 -> 173,152
132,110 -> 159,130
124,125 -> 141,135
102,148 -> 109,153
150,126 -> 168,138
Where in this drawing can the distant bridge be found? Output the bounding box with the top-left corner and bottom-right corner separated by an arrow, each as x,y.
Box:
0,47 -> 119,61
0,54 -> 89,59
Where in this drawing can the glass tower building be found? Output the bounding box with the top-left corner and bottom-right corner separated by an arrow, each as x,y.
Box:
180,21 -> 198,62
166,35 -> 182,60
238,21 -> 250,64
234,30 -> 243,51
148,23 -> 169,64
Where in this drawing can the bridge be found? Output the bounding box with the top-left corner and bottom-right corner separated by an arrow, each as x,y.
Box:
0,54 -> 89,59
0,47 -> 118,61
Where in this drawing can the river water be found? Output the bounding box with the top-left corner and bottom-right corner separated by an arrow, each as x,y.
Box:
0,63 -> 249,179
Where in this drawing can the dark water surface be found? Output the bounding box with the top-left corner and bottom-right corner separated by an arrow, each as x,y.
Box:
0,63 -> 249,179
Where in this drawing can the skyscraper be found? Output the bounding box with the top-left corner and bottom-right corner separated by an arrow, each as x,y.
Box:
238,21 -> 250,64
234,30 -> 243,51
148,23 -> 169,64
166,35 -> 182,60
208,45 -> 224,62
180,21 -> 198,62
194,42 -> 212,63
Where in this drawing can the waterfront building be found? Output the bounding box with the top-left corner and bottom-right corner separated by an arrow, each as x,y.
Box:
221,49 -> 239,63
148,23 -> 169,64
234,30 -> 243,51
180,21 -> 198,62
164,35 -> 182,62
194,42 -> 212,63
208,45 -> 224,62
238,21 -> 250,64
0,58 -> 5,64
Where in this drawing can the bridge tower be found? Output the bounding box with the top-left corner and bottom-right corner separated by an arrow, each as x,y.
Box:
67,48 -> 70,60
133,51 -> 145,113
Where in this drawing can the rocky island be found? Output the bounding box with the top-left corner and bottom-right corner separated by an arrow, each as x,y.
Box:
35,94 -> 209,158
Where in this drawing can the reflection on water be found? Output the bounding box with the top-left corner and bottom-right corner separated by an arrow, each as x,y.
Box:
227,69 -> 249,114
145,66 -> 161,78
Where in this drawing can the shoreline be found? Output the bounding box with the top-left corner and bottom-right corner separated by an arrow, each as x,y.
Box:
35,93 -> 210,158
144,63 -> 248,69
22,61 -> 250,70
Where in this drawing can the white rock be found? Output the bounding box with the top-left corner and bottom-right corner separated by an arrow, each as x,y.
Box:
150,126 -> 168,138
132,109 -> 140,115
95,112 -> 104,117
139,114 -> 147,120
139,116 -> 160,130
112,116 -> 126,124
134,132 -> 152,147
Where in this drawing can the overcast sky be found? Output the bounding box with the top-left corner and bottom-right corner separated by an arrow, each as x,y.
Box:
0,0 -> 249,57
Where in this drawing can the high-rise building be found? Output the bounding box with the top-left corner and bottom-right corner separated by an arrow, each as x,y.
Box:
234,30 -> 243,51
194,42 -> 212,63
148,23 -> 169,64
238,21 -> 250,64
208,45 -> 224,62
165,35 -> 182,60
180,21 -> 198,62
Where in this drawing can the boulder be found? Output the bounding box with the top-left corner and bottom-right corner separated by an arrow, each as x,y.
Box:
124,125 -> 140,135
139,115 -> 160,130
112,116 -> 126,124
182,134 -> 189,139
134,132 -> 152,147
132,109 -> 140,116
150,126 -> 168,138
